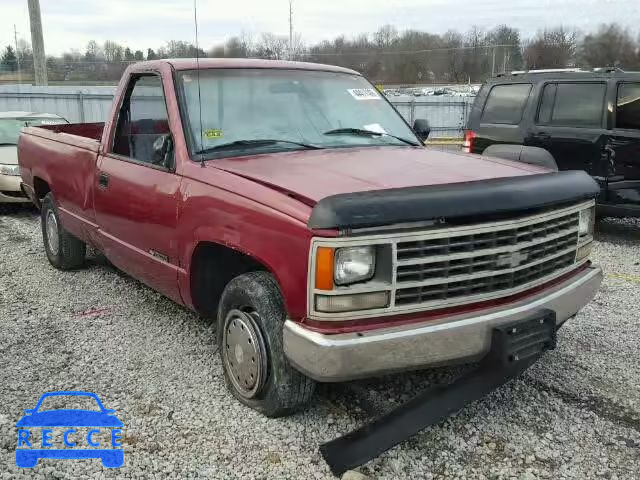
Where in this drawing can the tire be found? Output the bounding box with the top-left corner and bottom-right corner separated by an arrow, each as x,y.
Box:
217,271 -> 315,417
41,192 -> 86,270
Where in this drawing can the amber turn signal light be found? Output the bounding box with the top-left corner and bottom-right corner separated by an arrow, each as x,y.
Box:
315,247 -> 335,291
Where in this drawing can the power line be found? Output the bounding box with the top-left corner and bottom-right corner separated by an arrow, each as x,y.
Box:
34,43 -> 523,64
18,37 -> 625,67
16,35 -> 627,65
13,25 -> 21,84
308,43 -> 522,56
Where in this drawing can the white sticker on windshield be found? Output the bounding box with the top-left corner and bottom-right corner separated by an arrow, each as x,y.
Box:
363,123 -> 388,134
348,88 -> 381,100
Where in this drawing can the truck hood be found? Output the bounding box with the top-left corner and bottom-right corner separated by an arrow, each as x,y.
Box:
213,146 -> 546,205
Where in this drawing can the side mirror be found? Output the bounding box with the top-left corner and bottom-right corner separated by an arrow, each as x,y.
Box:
413,119 -> 431,142
24,409 -> 36,415
152,134 -> 174,169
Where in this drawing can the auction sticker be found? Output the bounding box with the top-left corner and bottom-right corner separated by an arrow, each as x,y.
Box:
348,88 -> 381,100
204,129 -> 223,139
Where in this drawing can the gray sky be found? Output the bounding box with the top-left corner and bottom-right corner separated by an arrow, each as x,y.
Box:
1,0 -> 639,55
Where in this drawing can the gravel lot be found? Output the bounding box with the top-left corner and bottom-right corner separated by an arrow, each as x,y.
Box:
0,206 -> 639,479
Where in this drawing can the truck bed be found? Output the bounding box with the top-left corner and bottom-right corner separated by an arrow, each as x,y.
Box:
38,122 -> 104,142
18,123 -> 104,240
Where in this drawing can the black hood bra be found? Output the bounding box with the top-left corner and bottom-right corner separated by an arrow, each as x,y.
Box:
308,170 -> 600,230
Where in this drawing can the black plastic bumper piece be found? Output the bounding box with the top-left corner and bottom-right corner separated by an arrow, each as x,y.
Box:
308,170 -> 599,229
597,203 -> 640,218
320,311 -> 557,477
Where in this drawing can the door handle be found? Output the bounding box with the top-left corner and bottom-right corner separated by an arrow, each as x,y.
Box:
98,172 -> 109,189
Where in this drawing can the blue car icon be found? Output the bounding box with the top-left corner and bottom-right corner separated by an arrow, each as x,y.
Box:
15,391 -> 123,468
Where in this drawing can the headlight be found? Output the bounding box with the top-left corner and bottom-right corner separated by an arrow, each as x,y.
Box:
334,246 -> 376,286
578,207 -> 595,237
0,164 -> 20,176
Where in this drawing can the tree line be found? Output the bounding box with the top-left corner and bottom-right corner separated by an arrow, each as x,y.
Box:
1,23 -> 639,84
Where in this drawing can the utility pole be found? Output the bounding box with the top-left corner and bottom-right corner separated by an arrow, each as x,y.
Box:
14,25 -> 21,84
27,0 -> 48,85
491,46 -> 496,77
289,0 -> 293,60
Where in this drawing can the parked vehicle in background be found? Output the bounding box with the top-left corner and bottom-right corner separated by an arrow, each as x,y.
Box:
465,68 -> 640,217
0,112 -> 68,204
18,59 -> 601,418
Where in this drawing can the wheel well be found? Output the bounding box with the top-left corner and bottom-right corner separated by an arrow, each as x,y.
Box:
190,242 -> 267,319
33,177 -> 51,206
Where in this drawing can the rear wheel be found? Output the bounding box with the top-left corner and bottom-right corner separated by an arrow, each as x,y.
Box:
41,192 -> 86,270
217,271 -> 315,417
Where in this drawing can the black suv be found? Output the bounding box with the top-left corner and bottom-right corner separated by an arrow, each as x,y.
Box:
465,68 -> 640,217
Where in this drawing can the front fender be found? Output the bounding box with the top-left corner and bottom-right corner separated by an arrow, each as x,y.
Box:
177,183 -> 315,320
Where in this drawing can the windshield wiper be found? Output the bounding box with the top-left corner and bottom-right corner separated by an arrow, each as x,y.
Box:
196,139 -> 323,156
0,142 -> 17,146
323,128 -> 420,147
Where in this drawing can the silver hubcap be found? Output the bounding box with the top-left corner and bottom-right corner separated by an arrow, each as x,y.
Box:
45,210 -> 59,255
222,309 -> 267,399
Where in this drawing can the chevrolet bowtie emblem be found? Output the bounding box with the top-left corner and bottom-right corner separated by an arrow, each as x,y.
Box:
496,251 -> 529,268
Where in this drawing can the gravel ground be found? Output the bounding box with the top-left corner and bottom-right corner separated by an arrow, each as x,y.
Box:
0,205 -> 639,479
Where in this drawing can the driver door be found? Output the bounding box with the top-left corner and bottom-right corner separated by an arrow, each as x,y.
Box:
93,73 -> 183,303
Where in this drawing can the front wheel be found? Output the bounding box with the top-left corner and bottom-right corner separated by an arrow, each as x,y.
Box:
41,192 -> 86,270
217,271 -> 315,417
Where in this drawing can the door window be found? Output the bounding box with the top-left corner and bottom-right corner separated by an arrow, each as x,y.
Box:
537,83 -> 606,128
112,75 -> 172,165
616,83 -> 640,130
536,84 -> 556,124
481,84 -> 532,125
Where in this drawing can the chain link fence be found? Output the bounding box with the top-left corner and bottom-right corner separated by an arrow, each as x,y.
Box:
391,98 -> 473,139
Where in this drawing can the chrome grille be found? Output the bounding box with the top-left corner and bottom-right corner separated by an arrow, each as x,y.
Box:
394,210 -> 580,307
396,251 -> 575,305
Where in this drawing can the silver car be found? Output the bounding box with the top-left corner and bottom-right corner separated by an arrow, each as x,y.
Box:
0,112 -> 68,203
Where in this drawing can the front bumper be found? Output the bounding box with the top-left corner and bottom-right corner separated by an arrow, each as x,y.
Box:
0,174 -> 29,203
284,265 -> 603,382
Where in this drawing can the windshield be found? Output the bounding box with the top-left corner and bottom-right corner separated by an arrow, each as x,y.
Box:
0,118 -> 67,145
177,69 -> 420,159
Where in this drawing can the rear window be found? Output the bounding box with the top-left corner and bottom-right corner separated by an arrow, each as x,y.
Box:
537,83 -> 606,128
481,84 -> 532,125
616,83 -> 640,130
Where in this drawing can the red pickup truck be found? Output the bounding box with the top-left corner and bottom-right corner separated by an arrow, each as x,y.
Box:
18,59 -> 602,417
